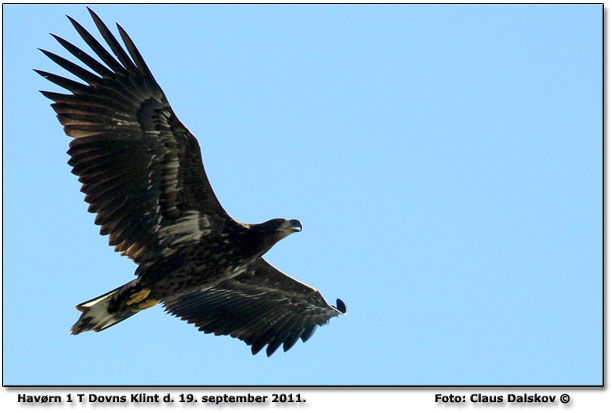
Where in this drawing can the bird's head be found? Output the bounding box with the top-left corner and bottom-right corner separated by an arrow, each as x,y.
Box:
263,218 -> 303,239
247,218 -> 302,257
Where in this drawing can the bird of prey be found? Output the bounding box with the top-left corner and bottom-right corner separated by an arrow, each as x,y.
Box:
37,8 -> 346,356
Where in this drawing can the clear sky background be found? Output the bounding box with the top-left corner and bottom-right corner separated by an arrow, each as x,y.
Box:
3,4 -> 602,385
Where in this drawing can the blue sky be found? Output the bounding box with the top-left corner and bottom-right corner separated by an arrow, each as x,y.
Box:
3,4 -> 602,385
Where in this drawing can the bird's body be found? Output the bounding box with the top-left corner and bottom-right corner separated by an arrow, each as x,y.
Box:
38,8 -> 345,356
73,219 -> 296,335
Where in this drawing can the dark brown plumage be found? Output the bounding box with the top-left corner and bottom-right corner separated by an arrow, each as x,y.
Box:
38,8 -> 345,356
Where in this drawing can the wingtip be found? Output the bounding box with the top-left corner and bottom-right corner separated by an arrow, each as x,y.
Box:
33,70 -> 51,80
115,23 -> 127,39
38,48 -> 54,59
300,325 -> 317,343
39,90 -> 54,99
335,298 -> 347,314
65,15 -> 76,25
87,7 -> 102,23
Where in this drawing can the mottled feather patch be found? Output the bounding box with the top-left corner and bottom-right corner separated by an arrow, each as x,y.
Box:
126,289 -> 151,305
158,210 -> 211,246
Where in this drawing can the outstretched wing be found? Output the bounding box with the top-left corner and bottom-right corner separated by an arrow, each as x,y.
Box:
163,258 -> 347,356
37,9 -> 239,268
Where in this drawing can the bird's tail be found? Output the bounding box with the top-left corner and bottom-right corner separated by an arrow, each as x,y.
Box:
71,279 -> 159,334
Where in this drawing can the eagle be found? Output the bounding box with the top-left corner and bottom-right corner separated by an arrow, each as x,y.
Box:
37,8 -> 346,357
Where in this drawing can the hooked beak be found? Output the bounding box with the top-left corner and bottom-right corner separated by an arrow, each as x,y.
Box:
287,219 -> 302,232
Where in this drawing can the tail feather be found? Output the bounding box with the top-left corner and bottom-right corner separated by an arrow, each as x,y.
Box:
71,280 -> 140,334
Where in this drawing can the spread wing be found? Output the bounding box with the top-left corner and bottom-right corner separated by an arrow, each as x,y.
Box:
37,9 -> 239,269
163,259 -> 347,356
